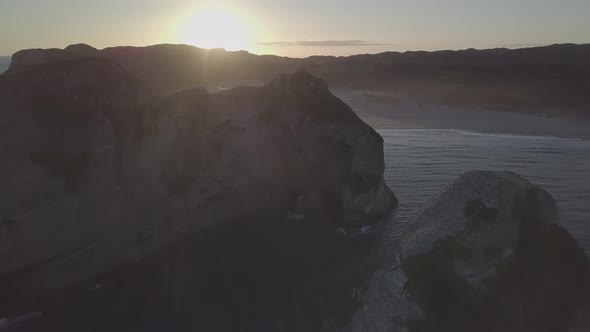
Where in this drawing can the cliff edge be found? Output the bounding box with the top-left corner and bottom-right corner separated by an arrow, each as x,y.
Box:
0,55 -> 396,315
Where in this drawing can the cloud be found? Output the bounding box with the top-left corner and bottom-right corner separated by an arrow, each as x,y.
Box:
498,43 -> 546,49
257,40 -> 390,47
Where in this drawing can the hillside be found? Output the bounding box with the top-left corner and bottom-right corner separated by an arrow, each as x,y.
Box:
313,44 -> 590,116
7,43 -> 590,116
7,44 -> 302,93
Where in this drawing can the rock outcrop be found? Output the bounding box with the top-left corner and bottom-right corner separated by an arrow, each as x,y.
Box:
348,171 -> 590,332
0,56 -> 396,316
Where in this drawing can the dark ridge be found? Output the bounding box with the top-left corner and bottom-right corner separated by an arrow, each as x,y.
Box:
7,43 -> 590,116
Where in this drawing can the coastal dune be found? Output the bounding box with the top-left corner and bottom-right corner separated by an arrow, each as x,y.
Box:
335,89 -> 590,139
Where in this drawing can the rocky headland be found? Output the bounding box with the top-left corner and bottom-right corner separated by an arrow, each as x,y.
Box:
0,49 -> 396,318
347,171 -> 590,332
0,45 -> 588,331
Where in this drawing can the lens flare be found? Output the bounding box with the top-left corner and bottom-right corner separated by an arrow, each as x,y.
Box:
178,6 -> 252,51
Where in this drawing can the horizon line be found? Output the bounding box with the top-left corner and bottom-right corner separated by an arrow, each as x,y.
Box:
2,41 -> 590,59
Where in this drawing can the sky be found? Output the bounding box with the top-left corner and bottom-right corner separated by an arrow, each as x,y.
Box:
1,0 -> 589,57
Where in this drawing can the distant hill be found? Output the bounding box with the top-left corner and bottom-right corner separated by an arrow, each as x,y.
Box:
0,56 -> 10,74
7,44 -> 302,93
309,44 -> 590,116
6,43 -> 590,116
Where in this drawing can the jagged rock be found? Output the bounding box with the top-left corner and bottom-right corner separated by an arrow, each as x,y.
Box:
347,171 -> 590,332
0,57 -> 396,316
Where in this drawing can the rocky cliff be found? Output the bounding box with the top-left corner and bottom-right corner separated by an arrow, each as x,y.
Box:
0,56 -> 396,316
347,171 -> 590,332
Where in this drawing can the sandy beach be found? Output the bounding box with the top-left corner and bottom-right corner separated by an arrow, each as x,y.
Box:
208,82 -> 590,139
333,89 -> 590,139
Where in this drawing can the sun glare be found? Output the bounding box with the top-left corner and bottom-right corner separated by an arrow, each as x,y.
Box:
179,6 -> 253,51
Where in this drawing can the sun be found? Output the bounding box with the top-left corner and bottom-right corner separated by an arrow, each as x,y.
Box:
178,6 -> 253,51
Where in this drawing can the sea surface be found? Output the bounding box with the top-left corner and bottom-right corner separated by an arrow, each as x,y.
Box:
0,57 -> 10,74
380,128 -> 590,255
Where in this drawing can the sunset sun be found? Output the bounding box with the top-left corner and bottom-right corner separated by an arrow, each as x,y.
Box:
2,0 -> 590,330
179,6 -> 253,51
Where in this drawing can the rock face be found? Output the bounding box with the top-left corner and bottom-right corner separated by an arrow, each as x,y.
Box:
348,171 -> 590,332
0,56 -> 396,315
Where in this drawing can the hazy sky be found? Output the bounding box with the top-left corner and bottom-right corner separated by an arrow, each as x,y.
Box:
1,0 -> 589,57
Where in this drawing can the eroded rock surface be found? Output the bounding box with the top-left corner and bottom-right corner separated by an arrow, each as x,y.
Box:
0,56 -> 396,316
348,171 -> 590,332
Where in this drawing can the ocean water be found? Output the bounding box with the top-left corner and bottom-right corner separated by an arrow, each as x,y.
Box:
0,57 -> 10,74
380,129 -> 590,255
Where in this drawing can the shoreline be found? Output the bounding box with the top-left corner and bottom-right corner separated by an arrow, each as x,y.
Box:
198,82 -> 590,140
333,89 -> 590,140
376,127 -> 590,141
